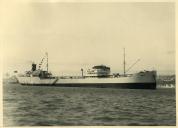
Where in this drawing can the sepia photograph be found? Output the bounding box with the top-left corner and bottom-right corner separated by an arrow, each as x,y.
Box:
1,0 -> 176,126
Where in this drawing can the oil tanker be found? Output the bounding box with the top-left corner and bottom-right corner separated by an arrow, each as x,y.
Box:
17,51 -> 157,89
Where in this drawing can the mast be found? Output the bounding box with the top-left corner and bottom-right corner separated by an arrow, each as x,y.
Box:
123,48 -> 126,76
46,52 -> 48,72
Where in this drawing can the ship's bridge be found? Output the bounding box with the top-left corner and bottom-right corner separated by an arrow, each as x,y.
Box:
86,65 -> 110,77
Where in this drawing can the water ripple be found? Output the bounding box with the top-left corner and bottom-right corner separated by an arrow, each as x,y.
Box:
3,84 -> 176,126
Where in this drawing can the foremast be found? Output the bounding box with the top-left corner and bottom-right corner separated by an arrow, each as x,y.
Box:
38,52 -> 49,72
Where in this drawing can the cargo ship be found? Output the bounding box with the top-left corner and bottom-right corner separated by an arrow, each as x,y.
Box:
17,50 -> 157,89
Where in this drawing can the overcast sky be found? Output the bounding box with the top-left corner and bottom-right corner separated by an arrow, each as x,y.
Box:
1,2 -> 175,76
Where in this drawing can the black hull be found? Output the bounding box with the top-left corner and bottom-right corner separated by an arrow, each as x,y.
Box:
21,83 -> 156,89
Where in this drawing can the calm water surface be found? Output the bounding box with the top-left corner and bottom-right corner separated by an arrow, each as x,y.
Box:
3,83 -> 176,126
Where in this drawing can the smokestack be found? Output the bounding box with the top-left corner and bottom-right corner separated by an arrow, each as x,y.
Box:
81,68 -> 84,77
32,63 -> 36,71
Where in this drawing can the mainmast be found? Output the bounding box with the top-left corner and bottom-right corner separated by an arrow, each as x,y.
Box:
123,48 -> 126,76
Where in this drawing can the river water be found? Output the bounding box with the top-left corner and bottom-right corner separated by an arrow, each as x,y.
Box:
3,83 -> 176,126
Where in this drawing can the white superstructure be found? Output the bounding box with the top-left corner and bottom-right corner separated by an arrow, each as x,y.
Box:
86,65 -> 110,77
17,53 -> 58,85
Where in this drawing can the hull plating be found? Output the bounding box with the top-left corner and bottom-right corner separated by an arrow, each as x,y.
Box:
17,76 -> 58,85
17,71 -> 156,89
21,83 -> 156,89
